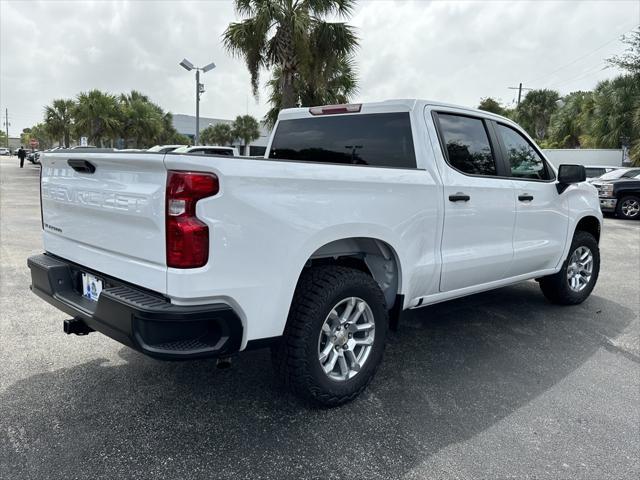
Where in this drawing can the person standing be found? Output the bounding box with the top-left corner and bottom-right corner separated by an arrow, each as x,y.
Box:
17,146 -> 26,168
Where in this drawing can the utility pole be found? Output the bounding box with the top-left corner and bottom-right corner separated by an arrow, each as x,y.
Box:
195,68 -> 200,145
508,83 -> 533,106
4,108 -> 9,148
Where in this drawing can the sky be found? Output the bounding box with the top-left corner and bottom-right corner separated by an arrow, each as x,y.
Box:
1,0 -> 639,137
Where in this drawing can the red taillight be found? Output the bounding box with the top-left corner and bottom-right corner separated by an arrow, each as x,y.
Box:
166,171 -> 219,268
309,103 -> 362,115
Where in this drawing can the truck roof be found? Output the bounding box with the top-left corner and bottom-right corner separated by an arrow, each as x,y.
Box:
278,99 -> 515,125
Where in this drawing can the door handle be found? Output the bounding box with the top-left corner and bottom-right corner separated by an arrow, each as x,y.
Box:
67,159 -> 96,174
518,194 -> 534,202
449,193 -> 470,202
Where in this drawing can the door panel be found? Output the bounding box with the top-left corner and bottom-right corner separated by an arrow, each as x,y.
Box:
493,123 -> 569,275
440,173 -> 516,291
433,113 -> 516,292
510,181 -> 568,275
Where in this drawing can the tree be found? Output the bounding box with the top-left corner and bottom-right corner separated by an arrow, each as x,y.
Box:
477,97 -> 505,115
119,90 -> 163,148
223,0 -> 358,109
546,91 -> 593,148
44,99 -> 75,147
584,75 -> 639,150
22,123 -> 53,150
264,53 -> 358,127
516,89 -> 561,141
232,115 -> 260,155
73,90 -> 121,147
606,28 -> 640,75
201,123 -> 235,146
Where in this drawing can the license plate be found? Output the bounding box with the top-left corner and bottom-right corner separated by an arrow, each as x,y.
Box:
81,273 -> 103,302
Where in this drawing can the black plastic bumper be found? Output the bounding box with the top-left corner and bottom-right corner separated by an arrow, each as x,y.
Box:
28,254 -> 243,360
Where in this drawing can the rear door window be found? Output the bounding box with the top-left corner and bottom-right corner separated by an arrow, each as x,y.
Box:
436,113 -> 497,176
269,113 -> 416,169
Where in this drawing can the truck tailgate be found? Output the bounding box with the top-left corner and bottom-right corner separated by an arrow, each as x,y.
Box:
41,152 -> 167,294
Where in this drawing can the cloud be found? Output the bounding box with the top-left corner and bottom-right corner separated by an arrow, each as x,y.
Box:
0,0 -> 638,136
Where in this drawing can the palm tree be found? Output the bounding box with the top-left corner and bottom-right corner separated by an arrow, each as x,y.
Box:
516,89 -> 561,141
201,123 -> 235,146
264,55 -> 357,127
223,0 -> 358,109
232,115 -> 260,155
547,91 -> 593,148
44,99 -> 75,147
585,75 -> 639,149
73,90 -> 121,147
119,91 -> 163,148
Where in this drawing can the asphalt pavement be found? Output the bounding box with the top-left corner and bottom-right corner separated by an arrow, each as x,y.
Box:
1,154 -> 638,479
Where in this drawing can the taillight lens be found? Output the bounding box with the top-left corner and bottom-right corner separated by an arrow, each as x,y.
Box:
166,171 -> 219,268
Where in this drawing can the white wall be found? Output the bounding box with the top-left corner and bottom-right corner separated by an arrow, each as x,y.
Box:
542,149 -> 623,168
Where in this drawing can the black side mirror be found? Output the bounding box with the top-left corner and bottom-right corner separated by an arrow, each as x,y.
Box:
557,164 -> 586,193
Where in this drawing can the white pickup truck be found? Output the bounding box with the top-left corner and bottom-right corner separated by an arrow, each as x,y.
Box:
29,99 -> 602,406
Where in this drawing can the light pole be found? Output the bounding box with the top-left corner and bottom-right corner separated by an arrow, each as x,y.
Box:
179,58 -> 216,145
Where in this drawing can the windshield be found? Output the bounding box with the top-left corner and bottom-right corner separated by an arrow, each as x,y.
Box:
598,169 -> 636,180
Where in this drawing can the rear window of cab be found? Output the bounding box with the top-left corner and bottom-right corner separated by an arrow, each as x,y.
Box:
269,112 -> 417,169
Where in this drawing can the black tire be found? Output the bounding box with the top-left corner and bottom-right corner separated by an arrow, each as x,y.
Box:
539,230 -> 600,305
272,265 -> 388,407
616,195 -> 640,220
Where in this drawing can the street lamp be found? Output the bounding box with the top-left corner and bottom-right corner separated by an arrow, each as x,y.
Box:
179,58 -> 216,145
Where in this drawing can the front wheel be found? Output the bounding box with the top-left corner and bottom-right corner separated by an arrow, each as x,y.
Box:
616,195 -> 640,220
539,230 -> 600,305
272,266 -> 388,407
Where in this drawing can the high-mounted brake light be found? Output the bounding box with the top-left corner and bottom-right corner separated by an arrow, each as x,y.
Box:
309,104 -> 362,115
166,171 -> 219,269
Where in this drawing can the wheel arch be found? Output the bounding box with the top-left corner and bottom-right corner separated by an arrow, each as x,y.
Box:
305,237 -> 403,311
574,215 -> 601,243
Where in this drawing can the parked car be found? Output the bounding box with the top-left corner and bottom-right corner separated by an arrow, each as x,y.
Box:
592,171 -> 640,219
589,167 -> 640,183
584,165 -> 621,179
0,147 -> 10,155
171,145 -> 239,156
29,99 -> 602,406
147,144 -> 186,154
27,150 -> 43,164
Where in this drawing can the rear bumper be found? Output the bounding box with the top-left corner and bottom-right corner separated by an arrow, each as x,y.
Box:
28,253 -> 243,360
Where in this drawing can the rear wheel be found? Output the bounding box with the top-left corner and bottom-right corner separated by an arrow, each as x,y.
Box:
539,230 -> 599,305
272,266 -> 388,406
616,195 -> 640,220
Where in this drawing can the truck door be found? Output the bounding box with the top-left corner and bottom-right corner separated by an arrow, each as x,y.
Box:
431,112 -> 516,292
492,122 -> 569,276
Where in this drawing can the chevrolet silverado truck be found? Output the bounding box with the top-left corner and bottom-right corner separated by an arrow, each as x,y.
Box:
28,100 -> 602,406
592,169 -> 640,219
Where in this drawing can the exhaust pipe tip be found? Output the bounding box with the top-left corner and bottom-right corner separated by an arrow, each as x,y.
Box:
216,356 -> 233,369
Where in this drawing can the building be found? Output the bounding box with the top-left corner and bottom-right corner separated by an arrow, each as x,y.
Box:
542,149 -> 625,168
172,114 -> 270,156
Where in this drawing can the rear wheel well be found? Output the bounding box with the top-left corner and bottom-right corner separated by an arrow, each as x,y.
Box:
575,216 -> 601,243
305,237 -> 401,311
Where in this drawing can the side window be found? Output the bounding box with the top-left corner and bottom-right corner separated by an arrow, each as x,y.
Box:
496,124 -> 552,180
437,114 -> 497,176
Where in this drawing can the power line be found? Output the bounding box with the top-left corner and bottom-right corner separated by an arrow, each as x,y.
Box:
528,24 -> 637,85
549,63 -> 610,90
